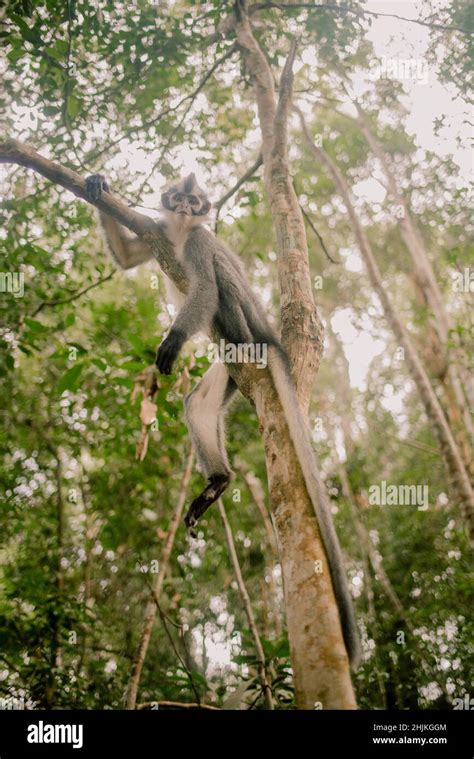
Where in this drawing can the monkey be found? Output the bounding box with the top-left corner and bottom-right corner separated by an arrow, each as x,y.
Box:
85,171 -> 361,669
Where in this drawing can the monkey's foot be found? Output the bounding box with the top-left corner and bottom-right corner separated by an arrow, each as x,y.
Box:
184,473 -> 231,537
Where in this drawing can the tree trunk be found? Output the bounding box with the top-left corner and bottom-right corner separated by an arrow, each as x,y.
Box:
230,4 -> 357,707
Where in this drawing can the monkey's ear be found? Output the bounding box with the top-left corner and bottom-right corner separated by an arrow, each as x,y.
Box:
161,192 -> 172,210
198,199 -> 211,216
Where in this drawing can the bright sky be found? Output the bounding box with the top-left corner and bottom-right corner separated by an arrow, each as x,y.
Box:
330,1 -> 471,409
364,0 -> 471,181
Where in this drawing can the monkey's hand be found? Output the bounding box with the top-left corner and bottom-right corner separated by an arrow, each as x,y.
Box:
155,330 -> 186,375
85,174 -> 109,201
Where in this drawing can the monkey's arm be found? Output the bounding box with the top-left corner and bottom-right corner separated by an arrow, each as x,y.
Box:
99,213 -> 153,269
86,174 -> 153,270
156,246 -> 219,375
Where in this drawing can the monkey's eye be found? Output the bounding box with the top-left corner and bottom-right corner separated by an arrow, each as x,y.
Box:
188,195 -> 199,206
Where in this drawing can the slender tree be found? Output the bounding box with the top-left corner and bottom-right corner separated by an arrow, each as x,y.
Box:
296,110 -> 474,538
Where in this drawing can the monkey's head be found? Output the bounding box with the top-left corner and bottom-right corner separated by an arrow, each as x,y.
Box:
161,173 -> 211,220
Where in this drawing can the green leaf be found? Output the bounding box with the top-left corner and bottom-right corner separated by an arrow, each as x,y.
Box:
67,95 -> 79,120
126,333 -> 146,353
44,46 -> 63,61
275,639 -> 290,659
7,48 -> 25,64
114,377 -> 134,388
24,318 -> 48,333
91,358 -> 107,371
10,14 -> 39,43
58,362 -> 84,393
43,105 -> 60,117
232,654 -> 258,665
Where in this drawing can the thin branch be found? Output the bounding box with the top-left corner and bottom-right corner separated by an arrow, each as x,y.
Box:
384,434 -> 440,457
214,153 -> 263,231
239,465 -> 282,637
30,271 -> 115,317
138,559 -> 202,707
125,448 -> 194,710
299,203 -> 338,264
86,44 -> 237,166
240,467 -> 279,557
218,499 -> 273,710
249,3 -> 473,35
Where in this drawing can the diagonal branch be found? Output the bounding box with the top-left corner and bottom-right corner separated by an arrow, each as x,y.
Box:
138,558 -> 202,707
30,271 -> 116,317
86,44 -> 237,165
125,448 -> 194,710
248,3 -> 472,35
1,140 -> 154,235
213,153 -> 263,231
299,203 -> 338,264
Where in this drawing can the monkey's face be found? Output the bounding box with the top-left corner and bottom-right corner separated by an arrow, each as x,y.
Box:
161,173 -> 211,218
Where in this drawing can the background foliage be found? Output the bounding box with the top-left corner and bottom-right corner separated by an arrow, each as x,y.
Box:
0,0 -> 472,710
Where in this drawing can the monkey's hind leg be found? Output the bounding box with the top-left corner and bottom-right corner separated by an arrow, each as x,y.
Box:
184,363 -> 237,536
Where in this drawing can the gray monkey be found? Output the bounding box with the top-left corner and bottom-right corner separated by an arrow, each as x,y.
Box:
85,171 -> 360,670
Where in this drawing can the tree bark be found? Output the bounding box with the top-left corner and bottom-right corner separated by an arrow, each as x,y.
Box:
298,112 -> 474,539
233,9 -> 323,404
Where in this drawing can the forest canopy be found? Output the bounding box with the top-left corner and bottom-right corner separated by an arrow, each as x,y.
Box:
0,0 -> 473,712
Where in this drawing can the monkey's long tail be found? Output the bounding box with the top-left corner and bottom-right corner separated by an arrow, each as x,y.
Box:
267,345 -> 361,671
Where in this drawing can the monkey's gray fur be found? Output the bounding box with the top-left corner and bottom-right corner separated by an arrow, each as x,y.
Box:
85,171 -> 361,670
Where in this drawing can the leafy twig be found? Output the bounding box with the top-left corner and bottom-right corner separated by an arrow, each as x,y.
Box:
30,271 -> 115,317
86,44 -> 237,167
